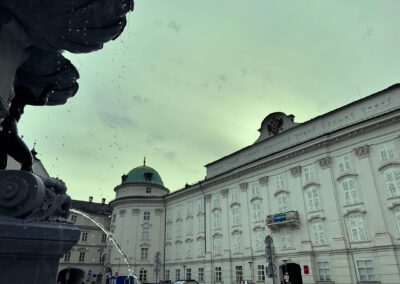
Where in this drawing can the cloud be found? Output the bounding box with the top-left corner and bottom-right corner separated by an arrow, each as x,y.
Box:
167,20 -> 181,32
97,111 -> 136,129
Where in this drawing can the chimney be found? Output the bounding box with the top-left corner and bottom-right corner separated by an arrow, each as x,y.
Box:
102,198 -> 106,205
89,196 -> 93,203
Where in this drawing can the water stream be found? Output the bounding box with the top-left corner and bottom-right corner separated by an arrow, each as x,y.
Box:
70,208 -> 140,283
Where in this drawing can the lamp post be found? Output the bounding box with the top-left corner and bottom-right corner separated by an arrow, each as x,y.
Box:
248,261 -> 253,283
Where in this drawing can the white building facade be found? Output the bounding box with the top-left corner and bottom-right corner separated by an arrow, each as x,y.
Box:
90,84 -> 400,284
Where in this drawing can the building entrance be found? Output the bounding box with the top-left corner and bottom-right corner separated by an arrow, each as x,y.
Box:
56,267 -> 85,284
280,263 -> 303,284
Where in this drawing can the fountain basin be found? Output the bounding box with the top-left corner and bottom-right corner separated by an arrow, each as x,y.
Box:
0,218 -> 80,284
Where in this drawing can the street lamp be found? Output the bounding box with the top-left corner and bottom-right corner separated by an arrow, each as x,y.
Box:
248,262 -> 253,283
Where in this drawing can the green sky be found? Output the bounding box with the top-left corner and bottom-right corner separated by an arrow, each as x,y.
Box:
19,0 -> 400,202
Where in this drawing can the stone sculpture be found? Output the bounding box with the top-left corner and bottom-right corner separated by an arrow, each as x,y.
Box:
0,0 -> 134,221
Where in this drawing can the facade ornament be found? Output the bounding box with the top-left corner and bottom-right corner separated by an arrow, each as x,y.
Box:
239,182 -> 248,191
290,166 -> 301,177
132,209 -> 140,215
354,145 -> 370,158
267,117 -> 284,136
221,189 -> 229,197
259,176 -> 268,186
318,157 -> 331,168
205,194 -> 211,202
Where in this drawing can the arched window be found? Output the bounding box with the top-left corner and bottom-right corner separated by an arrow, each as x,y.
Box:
342,177 -> 360,205
347,213 -> 367,242
213,210 -> 221,229
276,193 -> 289,213
252,200 -> 263,221
232,206 -> 241,226
213,236 -> 222,255
305,186 -> 320,212
311,222 -> 326,245
232,233 -> 242,253
384,167 -> 400,197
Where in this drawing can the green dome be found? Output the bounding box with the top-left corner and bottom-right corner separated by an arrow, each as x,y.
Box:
122,165 -> 164,186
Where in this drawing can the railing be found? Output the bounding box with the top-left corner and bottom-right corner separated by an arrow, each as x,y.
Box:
266,211 -> 300,230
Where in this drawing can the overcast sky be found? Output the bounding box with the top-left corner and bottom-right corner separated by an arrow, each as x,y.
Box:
19,0 -> 400,202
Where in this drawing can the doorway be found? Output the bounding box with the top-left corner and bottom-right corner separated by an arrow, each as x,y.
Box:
280,263 -> 303,284
56,268 -> 85,284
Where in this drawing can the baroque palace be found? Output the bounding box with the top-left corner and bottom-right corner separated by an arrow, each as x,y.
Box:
19,84 -> 400,284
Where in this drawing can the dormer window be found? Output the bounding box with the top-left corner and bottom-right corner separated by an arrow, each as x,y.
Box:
144,172 -> 153,181
146,187 -> 152,194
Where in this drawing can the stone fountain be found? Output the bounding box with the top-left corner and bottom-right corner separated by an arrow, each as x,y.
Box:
0,1 -> 134,283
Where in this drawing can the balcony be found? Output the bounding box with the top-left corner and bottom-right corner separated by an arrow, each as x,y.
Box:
266,211 -> 300,230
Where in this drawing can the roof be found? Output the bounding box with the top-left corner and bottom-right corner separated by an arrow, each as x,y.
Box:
71,200 -> 111,215
122,165 -> 164,187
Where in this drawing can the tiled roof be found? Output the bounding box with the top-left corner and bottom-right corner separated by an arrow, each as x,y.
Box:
71,200 -> 111,215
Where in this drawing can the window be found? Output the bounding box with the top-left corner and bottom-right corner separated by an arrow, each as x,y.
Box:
337,154 -> 352,174
378,143 -> 396,162
232,206 -> 241,226
395,209 -> 400,233
187,202 -> 193,216
143,211 -> 150,220
186,219 -> 193,235
175,269 -> 180,281
165,270 -> 170,280
186,241 -> 193,258
255,231 -> 264,251
317,261 -> 331,281
276,174 -> 285,189
235,266 -> 243,282
198,216 -> 204,232
166,224 -> 172,239
101,233 -> 107,243
342,178 -> 360,205
277,193 -> 289,213
139,268 -> 147,281
384,167 -> 400,197
252,200 -> 263,221
257,265 -> 265,281
177,206 -> 183,219
79,252 -> 85,262
81,232 -> 88,242
213,211 -> 221,229
165,245 -> 171,260
215,267 -> 222,282
70,215 -> 77,223
177,222 -> 182,236
303,165 -> 317,183
186,268 -> 191,280
305,186 -> 320,212
167,208 -> 173,222
64,252 -> 71,262
198,268 -> 204,281
233,234 -> 242,253
213,197 -> 221,208
176,243 -> 182,259
251,182 -> 260,195
213,237 -> 222,255
348,214 -> 367,242
140,247 -> 148,260
231,188 -> 239,202
280,232 -> 293,249
146,187 -> 152,194
198,239 -> 205,257
312,222 -> 327,245
99,252 -> 105,262
357,260 -> 375,281
142,226 -> 150,239
197,199 -> 204,214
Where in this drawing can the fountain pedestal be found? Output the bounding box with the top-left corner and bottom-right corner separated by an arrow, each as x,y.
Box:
0,219 -> 80,284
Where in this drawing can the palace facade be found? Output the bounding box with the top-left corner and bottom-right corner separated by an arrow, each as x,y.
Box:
57,84 -> 400,284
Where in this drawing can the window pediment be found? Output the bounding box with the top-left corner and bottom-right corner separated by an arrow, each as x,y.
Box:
343,205 -> 366,217
185,238 -> 193,243
141,222 -> 152,227
303,182 -> 320,190
274,189 -> 289,197
175,240 -> 182,245
307,211 -> 325,222
252,225 -> 265,232
140,242 -> 150,247
213,232 -> 222,238
379,161 -> 400,172
196,236 -> 205,241
231,229 -> 242,235
337,173 -> 358,182
230,202 -> 240,208
212,207 -> 221,213
250,196 -> 262,203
